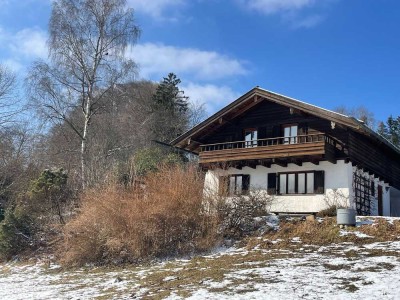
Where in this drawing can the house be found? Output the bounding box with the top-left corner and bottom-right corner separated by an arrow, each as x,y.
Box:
171,87 -> 400,216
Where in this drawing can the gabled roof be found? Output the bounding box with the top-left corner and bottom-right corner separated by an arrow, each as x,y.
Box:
171,87 -> 400,156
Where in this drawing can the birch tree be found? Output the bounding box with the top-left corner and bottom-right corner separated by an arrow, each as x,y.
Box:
0,65 -> 18,128
27,0 -> 140,189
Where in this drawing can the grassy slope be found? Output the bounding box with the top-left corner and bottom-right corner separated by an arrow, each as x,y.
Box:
1,216 -> 400,299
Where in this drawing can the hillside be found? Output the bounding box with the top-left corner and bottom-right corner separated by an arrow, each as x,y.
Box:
1,216 -> 400,299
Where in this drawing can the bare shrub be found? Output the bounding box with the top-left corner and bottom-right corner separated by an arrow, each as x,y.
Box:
61,165 -> 219,266
216,190 -> 273,239
324,189 -> 350,209
316,205 -> 337,217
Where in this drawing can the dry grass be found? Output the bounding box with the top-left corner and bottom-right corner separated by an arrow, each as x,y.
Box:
245,217 -> 400,251
358,218 -> 400,241
60,165 -> 219,266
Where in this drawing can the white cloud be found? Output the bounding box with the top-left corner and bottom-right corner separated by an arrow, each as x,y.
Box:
10,28 -> 48,59
0,26 -> 48,63
291,14 -> 323,29
182,82 -> 240,113
2,59 -> 24,72
238,0 -> 316,15
238,0 -> 333,29
127,0 -> 185,20
129,43 -> 247,81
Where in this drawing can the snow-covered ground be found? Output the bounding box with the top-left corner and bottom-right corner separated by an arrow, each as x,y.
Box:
1,217 -> 400,299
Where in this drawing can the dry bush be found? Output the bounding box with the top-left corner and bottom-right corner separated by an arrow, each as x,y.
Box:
358,218 -> 400,241
246,217 -> 400,251
61,165 -> 219,266
269,218 -> 342,245
316,206 -> 337,217
216,191 -> 272,239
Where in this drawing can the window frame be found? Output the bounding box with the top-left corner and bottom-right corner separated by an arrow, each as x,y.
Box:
277,170 -> 324,195
244,128 -> 258,148
282,124 -> 298,144
219,174 -> 250,196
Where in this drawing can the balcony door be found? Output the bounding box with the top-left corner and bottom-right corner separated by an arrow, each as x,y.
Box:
244,128 -> 257,148
283,125 -> 298,144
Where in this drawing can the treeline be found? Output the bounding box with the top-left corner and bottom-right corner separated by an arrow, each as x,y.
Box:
0,69 -> 206,258
334,105 -> 400,147
0,0 -> 210,259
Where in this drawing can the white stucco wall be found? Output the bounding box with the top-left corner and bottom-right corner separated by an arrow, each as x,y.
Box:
390,187 -> 400,217
204,160 -> 396,216
383,185 -> 391,216
204,160 -> 354,214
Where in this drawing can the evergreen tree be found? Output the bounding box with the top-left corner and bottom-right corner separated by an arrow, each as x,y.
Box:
151,73 -> 189,142
378,115 -> 400,148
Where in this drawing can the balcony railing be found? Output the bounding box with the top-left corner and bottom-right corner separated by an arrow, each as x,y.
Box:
199,134 -> 341,164
200,134 -> 331,152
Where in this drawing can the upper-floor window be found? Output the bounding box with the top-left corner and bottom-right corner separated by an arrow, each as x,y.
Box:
244,128 -> 257,148
283,124 -> 298,144
219,174 -> 250,196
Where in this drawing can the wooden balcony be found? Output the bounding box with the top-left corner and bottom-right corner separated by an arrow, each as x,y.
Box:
199,134 -> 339,165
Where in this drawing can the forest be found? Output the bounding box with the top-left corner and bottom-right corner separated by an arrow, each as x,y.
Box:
0,0 -> 399,264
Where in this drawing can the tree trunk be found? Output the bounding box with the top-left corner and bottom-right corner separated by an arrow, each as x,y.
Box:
81,101 -> 91,190
81,132 -> 87,190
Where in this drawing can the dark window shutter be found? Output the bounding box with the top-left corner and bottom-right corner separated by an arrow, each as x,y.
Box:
314,171 -> 325,194
219,176 -> 229,196
267,173 -> 277,195
242,175 -> 250,194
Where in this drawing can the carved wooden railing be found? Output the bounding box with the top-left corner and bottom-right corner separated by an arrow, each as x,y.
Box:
200,134 -> 331,152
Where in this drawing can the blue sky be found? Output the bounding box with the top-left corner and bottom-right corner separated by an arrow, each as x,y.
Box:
0,0 -> 399,122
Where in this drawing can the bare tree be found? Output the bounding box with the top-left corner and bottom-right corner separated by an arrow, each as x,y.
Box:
0,65 -> 19,128
334,105 -> 376,129
27,0 -> 140,189
188,100 -> 208,128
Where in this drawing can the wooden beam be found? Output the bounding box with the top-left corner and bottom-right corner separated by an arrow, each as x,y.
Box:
245,160 -> 257,169
310,157 -> 320,165
291,159 -> 302,166
259,159 -> 272,168
235,164 -> 242,170
326,156 -> 337,164
230,97 -> 264,119
273,158 -> 287,167
290,107 -> 306,116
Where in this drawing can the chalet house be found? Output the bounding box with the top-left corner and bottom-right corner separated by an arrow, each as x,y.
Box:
171,87 -> 400,216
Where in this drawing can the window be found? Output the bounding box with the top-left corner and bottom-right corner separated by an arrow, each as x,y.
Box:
274,171 -> 324,195
219,174 -> 250,196
244,128 -> 257,148
283,125 -> 298,144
